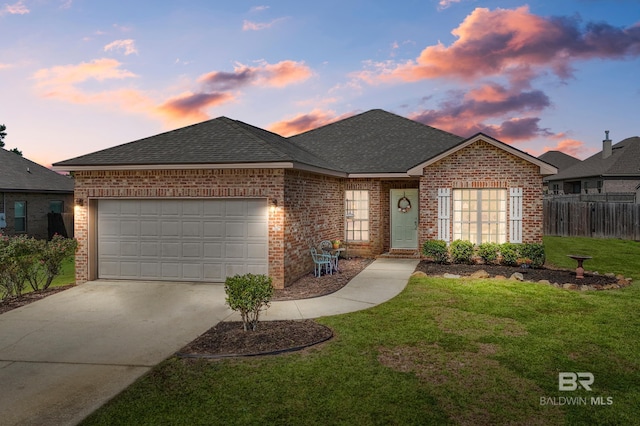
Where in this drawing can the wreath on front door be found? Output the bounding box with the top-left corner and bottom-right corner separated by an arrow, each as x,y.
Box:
397,195 -> 412,213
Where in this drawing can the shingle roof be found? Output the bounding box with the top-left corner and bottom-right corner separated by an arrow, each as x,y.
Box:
548,136 -> 640,181
0,148 -> 74,193
289,109 -> 465,173
53,117 -> 342,171
538,150 -> 581,172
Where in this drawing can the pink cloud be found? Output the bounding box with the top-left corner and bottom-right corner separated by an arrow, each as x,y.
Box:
104,39 -> 138,55
542,139 -> 596,159
1,0 -> 29,15
242,17 -> 287,31
358,6 -> 640,84
31,58 -> 312,127
268,109 -> 353,136
33,58 -> 137,92
156,92 -> 235,124
199,60 -> 311,89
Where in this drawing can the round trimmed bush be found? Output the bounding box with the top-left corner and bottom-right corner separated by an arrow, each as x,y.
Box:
450,240 -> 474,264
422,239 -> 448,264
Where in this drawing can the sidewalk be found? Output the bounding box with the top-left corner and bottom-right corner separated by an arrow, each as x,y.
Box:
256,258 -> 420,321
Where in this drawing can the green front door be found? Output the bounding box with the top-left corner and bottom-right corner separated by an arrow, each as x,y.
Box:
391,189 -> 419,249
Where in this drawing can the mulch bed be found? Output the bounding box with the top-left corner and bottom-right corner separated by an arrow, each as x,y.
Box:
0,285 -> 75,315
177,320 -> 333,358
414,261 -> 631,290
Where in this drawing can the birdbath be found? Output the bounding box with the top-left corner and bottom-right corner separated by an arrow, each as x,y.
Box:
567,254 -> 592,279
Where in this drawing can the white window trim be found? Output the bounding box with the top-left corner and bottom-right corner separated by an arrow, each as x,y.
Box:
509,188 -> 523,243
437,188 -> 451,242
345,190 -> 370,242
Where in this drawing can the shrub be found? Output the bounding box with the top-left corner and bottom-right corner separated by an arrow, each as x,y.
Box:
477,242 -> 500,264
450,240 -> 474,264
39,235 -> 78,290
500,243 -> 520,266
422,240 -> 448,264
224,273 -> 273,331
520,243 -> 545,268
0,234 -> 77,300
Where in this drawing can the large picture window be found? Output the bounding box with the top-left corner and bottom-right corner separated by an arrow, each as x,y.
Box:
345,190 -> 369,242
453,189 -> 506,244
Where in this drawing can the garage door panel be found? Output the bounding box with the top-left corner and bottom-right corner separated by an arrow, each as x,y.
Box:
203,222 -> 223,238
161,221 -> 180,237
140,263 -> 160,278
140,221 -> 158,236
162,242 -> 180,257
120,241 -> 139,257
225,243 -> 245,259
140,242 -> 159,257
225,222 -> 245,238
182,242 -> 201,258
98,199 -> 267,282
182,221 -> 201,237
203,243 -> 222,259
247,243 -> 267,260
247,222 -> 267,238
120,262 -> 139,277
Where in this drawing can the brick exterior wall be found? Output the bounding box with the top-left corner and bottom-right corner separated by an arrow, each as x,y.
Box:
73,169 -> 287,287
71,144 -> 545,288
0,192 -> 73,239
283,170 -> 344,284
419,140 -> 544,244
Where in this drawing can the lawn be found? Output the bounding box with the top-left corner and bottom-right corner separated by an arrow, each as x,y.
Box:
82,237 -> 640,425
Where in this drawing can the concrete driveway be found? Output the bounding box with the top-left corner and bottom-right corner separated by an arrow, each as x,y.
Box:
0,258 -> 418,426
0,280 -> 233,426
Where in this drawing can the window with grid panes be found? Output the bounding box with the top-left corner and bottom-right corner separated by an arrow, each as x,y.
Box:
344,190 -> 369,241
453,189 -> 506,244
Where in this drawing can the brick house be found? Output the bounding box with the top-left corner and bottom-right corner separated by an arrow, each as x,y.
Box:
1,148 -> 74,239
53,109 -> 556,288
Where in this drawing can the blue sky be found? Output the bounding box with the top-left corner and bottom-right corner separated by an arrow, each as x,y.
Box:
1,0 -> 639,167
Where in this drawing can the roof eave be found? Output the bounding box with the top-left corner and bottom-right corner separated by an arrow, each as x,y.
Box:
51,162 -> 297,172
347,172 -> 413,179
406,133 -> 558,176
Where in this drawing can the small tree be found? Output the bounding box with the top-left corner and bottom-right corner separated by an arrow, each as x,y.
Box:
224,273 -> 273,331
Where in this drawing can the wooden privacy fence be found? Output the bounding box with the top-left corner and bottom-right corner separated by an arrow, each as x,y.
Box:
544,200 -> 640,240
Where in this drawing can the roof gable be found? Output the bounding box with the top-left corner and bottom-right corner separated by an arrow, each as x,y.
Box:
289,109 -> 464,174
538,150 -> 581,171
407,133 -> 557,176
0,148 -> 74,193
53,117 -> 342,173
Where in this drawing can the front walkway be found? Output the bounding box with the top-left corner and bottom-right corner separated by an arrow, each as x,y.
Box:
0,258 -> 418,426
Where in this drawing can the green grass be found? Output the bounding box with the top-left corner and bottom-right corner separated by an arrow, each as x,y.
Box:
49,256 -> 75,287
82,238 -> 640,425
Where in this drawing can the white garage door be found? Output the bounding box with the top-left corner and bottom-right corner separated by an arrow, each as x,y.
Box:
97,199 -> 268,282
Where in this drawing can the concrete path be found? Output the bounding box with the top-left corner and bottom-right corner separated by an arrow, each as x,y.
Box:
0,258 -> 418,425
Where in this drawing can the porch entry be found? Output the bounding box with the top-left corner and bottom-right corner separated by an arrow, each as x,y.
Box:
390,189 -> 419,249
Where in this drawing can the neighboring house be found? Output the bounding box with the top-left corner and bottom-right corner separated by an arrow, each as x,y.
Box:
538,150 -> 581,194
0,148 -> 74,239
53,109 -> 556,288
545,133 -> 640,198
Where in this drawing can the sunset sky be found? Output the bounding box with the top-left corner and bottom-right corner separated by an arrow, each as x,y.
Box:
1,0 -> 639,167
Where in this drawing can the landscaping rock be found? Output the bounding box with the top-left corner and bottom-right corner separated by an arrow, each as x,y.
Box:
470,270 -> 490,279
538,280 -> 551,285
563,283 -> 578,290
509,272 -> 525,281
494,275 -> 507,280
411,271 -> 428,278
443,273 -> 462,279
